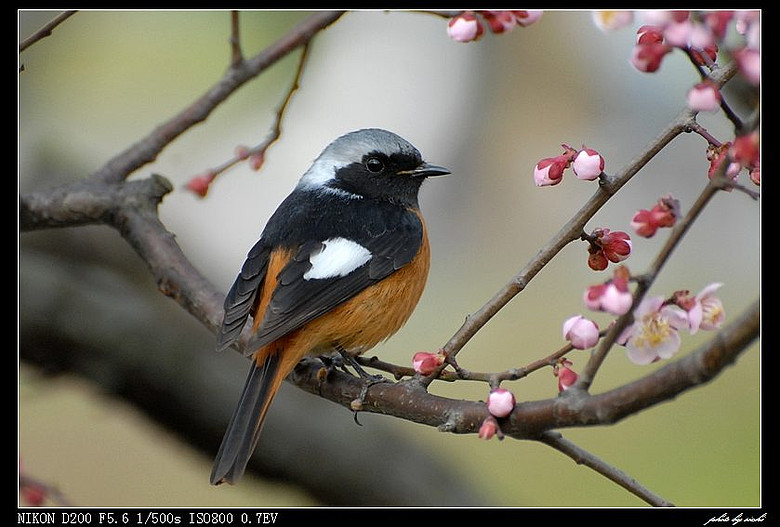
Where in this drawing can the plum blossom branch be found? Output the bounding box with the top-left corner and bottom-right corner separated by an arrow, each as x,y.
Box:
420,59 -> 738,390
186,42 -> 313,197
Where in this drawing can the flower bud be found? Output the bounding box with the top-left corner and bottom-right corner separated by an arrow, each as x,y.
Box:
512,10 -> 543,27
478,416 -> 500,440
687,82 -> 721,112
185,171 -> 216,198
486,388 -> 516,418
533,155 -> 569,187
631,42 -> 671,72
412,351 -> 445,375
554,360 -> 578,393
482,11 -> 516,34
572,147 -> 605,181
447,12 -> 484,42
563,315 -> 600,350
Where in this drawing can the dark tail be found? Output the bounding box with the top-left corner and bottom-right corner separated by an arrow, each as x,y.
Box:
210,353 -> 281,485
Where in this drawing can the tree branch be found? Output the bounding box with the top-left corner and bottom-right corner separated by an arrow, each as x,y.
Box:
291,299 -> 758,436
19,10 -> 77,53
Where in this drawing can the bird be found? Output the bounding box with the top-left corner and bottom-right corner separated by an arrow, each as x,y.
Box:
210,128 -> 449,485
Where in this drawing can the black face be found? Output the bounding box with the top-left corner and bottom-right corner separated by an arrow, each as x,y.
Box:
332,150 -> 428,207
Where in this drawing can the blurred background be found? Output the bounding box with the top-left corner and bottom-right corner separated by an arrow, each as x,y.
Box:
19,10 -> 760,507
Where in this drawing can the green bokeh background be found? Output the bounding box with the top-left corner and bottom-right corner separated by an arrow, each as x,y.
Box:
19,10 -> 760,507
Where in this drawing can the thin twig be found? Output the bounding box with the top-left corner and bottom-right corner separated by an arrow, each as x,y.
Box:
19,10 -> 77,53
229,11 -> 243,67
86,11 -> 344,186
194,42 -> 312,192
537,431 -> 674,506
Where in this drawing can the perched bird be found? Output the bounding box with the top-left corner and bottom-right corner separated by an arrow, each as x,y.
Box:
210,128 -> 449,485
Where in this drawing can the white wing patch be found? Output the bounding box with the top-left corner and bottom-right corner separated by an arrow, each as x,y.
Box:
303,238 -> 372,280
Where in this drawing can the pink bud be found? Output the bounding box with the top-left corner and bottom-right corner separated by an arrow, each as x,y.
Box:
234,145 -> 250,160
600,281 -> 634,315
447,12 -> 484,42
663,20 -> 692,47
563,315 -> 600,350
478,416 -> 500,440
555,360 -> 579,393
412,351 -> 445,375
486,388 -> 516,418
598,229 -> 632,263
584,268 -> 633,316
533,155 -> 568,187
185,172 -> 216,198
687,82 -> 721,112
512,10 -> 543,27
730,132 -> 760,169
249,152 -> 265,171
631,42 -> 671,72
572,147 -> 605,181
482,11 -> 517,34
636,25 -> 664,45
631,195 -> 678,238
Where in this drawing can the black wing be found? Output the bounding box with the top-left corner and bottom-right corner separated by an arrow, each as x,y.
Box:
248,214 -> 423,350
216,239 -> 270,353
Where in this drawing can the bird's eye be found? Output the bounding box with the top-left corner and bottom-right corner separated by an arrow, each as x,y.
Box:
365,157 -> 384,173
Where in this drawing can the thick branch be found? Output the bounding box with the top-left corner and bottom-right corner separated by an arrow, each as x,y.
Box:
291,300 -> 758,437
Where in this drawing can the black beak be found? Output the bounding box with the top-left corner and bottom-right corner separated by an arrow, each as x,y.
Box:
410,162 -> 451,178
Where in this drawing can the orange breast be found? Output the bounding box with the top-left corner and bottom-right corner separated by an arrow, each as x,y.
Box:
252,212 -> 431,365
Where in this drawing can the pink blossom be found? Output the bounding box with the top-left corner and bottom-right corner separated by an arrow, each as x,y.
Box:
412,351 -> 445,375
592,11 -> 634,32
487,388 -> 516,418
563,315 -> 600,350
689,22 -> 716,50
735,10 -> 760,37
674,283 -> 726,333
687,82 -> 721,112
734,47 -> 760,85
704,11 -> 734,40
618,296 -> 688,365
663,20 -> 692,47
641,10 -> 688,26
447,12 -> 484,43
572,147 -> 605,181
